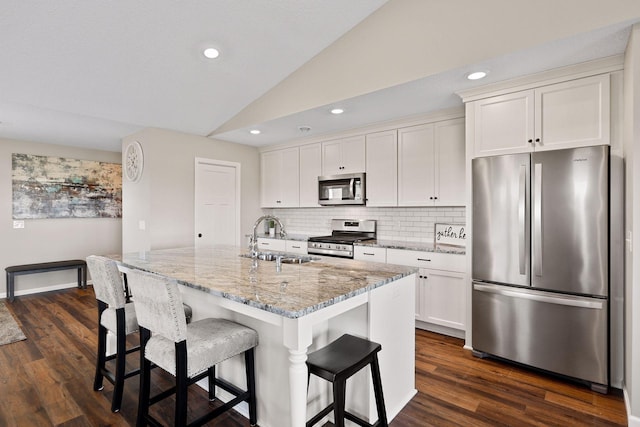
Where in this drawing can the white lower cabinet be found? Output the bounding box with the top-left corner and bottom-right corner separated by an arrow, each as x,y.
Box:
285,240 -> 307,254
416,268 -> 465,331
387,248 -> 466,337
256,238 -> 286,252
353,246 -> 386,263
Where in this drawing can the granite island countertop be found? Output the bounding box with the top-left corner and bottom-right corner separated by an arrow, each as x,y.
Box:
112,246 -> 417,319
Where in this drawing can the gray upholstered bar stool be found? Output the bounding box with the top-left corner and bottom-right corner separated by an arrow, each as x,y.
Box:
306,334 -> 388,427
86,255 -> 141,413
126,269 -> 258,427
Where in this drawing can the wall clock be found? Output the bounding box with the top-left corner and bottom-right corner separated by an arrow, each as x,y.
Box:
124,141 -> 144,182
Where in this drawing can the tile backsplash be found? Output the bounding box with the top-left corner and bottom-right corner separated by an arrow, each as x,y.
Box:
263,206 -> 465,243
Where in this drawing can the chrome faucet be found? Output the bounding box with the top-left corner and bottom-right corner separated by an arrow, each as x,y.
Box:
250,215 -> 287,257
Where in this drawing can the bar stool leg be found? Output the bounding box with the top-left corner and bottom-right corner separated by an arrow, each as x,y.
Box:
137,328 -> 151,427
245,348 -> 257,426
207,366 -> 216,401
371,355 -> 388,427
175,341 -> 188,427
111,308 -> 126,412
333,379 -> 346,427
93,302 -> 107,392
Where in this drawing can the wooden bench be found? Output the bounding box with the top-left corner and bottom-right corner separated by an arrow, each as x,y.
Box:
5,260 -> 87,302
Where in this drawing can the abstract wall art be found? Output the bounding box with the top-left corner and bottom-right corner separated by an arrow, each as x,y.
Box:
12,153 -> 122,219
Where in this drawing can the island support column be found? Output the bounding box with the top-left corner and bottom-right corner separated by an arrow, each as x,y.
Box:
283,317 -> 313,427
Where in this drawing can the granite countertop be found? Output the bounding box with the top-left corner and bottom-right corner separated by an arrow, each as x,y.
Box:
113,246 -> 417,319
355,239 -> 466,255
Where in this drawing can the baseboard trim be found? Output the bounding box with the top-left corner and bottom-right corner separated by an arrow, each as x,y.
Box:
1,281 -> 90,300
624,385 -> 639,426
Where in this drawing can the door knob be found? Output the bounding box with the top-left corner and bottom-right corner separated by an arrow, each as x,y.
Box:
198,233 -> 202,238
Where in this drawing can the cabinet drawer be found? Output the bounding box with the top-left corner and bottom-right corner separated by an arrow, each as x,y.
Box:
354,246 -> 386,263
386,248 -> 465,272
285,240 -> 307,255
256,238 -> 286,252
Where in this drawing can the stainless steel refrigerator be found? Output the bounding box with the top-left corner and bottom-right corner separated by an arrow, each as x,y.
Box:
472,145 -> 609,392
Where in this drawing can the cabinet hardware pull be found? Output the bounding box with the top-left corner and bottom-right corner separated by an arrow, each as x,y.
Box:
417,258 -> 431,262
528,139 -> 533,143
292,245 -> 300,249
535,138 -> 541,143
364,252 -> 374,256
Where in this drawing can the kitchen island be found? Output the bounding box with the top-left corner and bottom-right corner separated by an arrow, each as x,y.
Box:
113,245 -> 417,427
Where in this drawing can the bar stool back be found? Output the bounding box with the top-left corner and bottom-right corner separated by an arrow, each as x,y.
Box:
86,255 -> 140,413
126,269 -> 258,427
306,334 -> 388,427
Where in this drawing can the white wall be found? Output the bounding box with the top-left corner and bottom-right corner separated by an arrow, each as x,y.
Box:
0,138 -> 121,298
624,23 -> 640,426
121,128 -> 261,253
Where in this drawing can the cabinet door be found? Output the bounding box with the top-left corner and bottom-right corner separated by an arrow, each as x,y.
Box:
260,151 -> 282,207
422,269 -> 466,331
473,90 -> 535,157
434,118 -> 465,206
322,139 -> 343,175
256,238 -> 286,252
260,148 -> 299,208
299,143 -> 322,207
535,74 -> 610,151
279,148 -> 300,207
353,245 -> 386,263
340,135 -> 366,174
285,240 -> 307,254
366,130 -> 397,207
398,123 -> 435,206
322,136 -> 366,175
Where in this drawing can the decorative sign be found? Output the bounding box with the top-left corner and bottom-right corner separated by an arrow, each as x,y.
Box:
12,153 -> 122,219
435,223 -> 466,249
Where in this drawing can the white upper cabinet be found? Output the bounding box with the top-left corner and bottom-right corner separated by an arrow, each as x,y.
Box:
365,130 -> 397,207
398,118 -> 465,206
299,143 -> 322,207
398,123 -> 435,206
473,90 -> 535,156
260,147 -> 299,208
473,74 -> 610,157
534,74 -> 610,152
434,119 -> 466,206
322,135 -> 366,175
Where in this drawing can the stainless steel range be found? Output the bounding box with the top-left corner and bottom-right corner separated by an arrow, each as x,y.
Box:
307,219 -> 376,258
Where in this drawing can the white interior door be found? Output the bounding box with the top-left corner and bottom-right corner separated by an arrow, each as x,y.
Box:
195,158 -> 241,247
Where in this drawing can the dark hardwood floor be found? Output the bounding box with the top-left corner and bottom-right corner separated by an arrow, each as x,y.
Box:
0,288 -> 627,426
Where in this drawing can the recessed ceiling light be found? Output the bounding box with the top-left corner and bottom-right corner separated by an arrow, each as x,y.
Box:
203,47 -> 220,59
467,71 -> 488,80
250,129 -> 261,135
330,108 -> 344,115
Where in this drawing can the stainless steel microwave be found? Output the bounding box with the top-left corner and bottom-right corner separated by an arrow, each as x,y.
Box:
318,173 -> 366,205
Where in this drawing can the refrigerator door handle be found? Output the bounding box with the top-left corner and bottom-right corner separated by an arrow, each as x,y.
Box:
534,162 -> 543,277
518,164 -> 526,275
473,283 -> 605,309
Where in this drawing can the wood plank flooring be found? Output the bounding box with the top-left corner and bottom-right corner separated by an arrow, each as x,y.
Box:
0,288 -> 627,426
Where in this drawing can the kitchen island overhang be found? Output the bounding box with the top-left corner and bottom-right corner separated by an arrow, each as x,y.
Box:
111,246 -> 417,427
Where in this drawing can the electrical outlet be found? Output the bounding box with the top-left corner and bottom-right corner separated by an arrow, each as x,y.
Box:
13,220 -> 24,229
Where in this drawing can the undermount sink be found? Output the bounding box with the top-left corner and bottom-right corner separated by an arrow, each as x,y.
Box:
239,252 -> 320,264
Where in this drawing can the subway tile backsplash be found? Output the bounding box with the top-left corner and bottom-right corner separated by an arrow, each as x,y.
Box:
263,206 -> 466,243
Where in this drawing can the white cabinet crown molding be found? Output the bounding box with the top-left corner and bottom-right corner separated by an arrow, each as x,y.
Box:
457,54 -> 623,103
258,107 -> 464,153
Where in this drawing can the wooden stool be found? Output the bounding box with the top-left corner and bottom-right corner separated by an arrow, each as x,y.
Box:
306,334 -> 388,427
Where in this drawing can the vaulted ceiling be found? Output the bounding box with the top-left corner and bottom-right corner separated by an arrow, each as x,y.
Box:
2,1 -> 640,152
